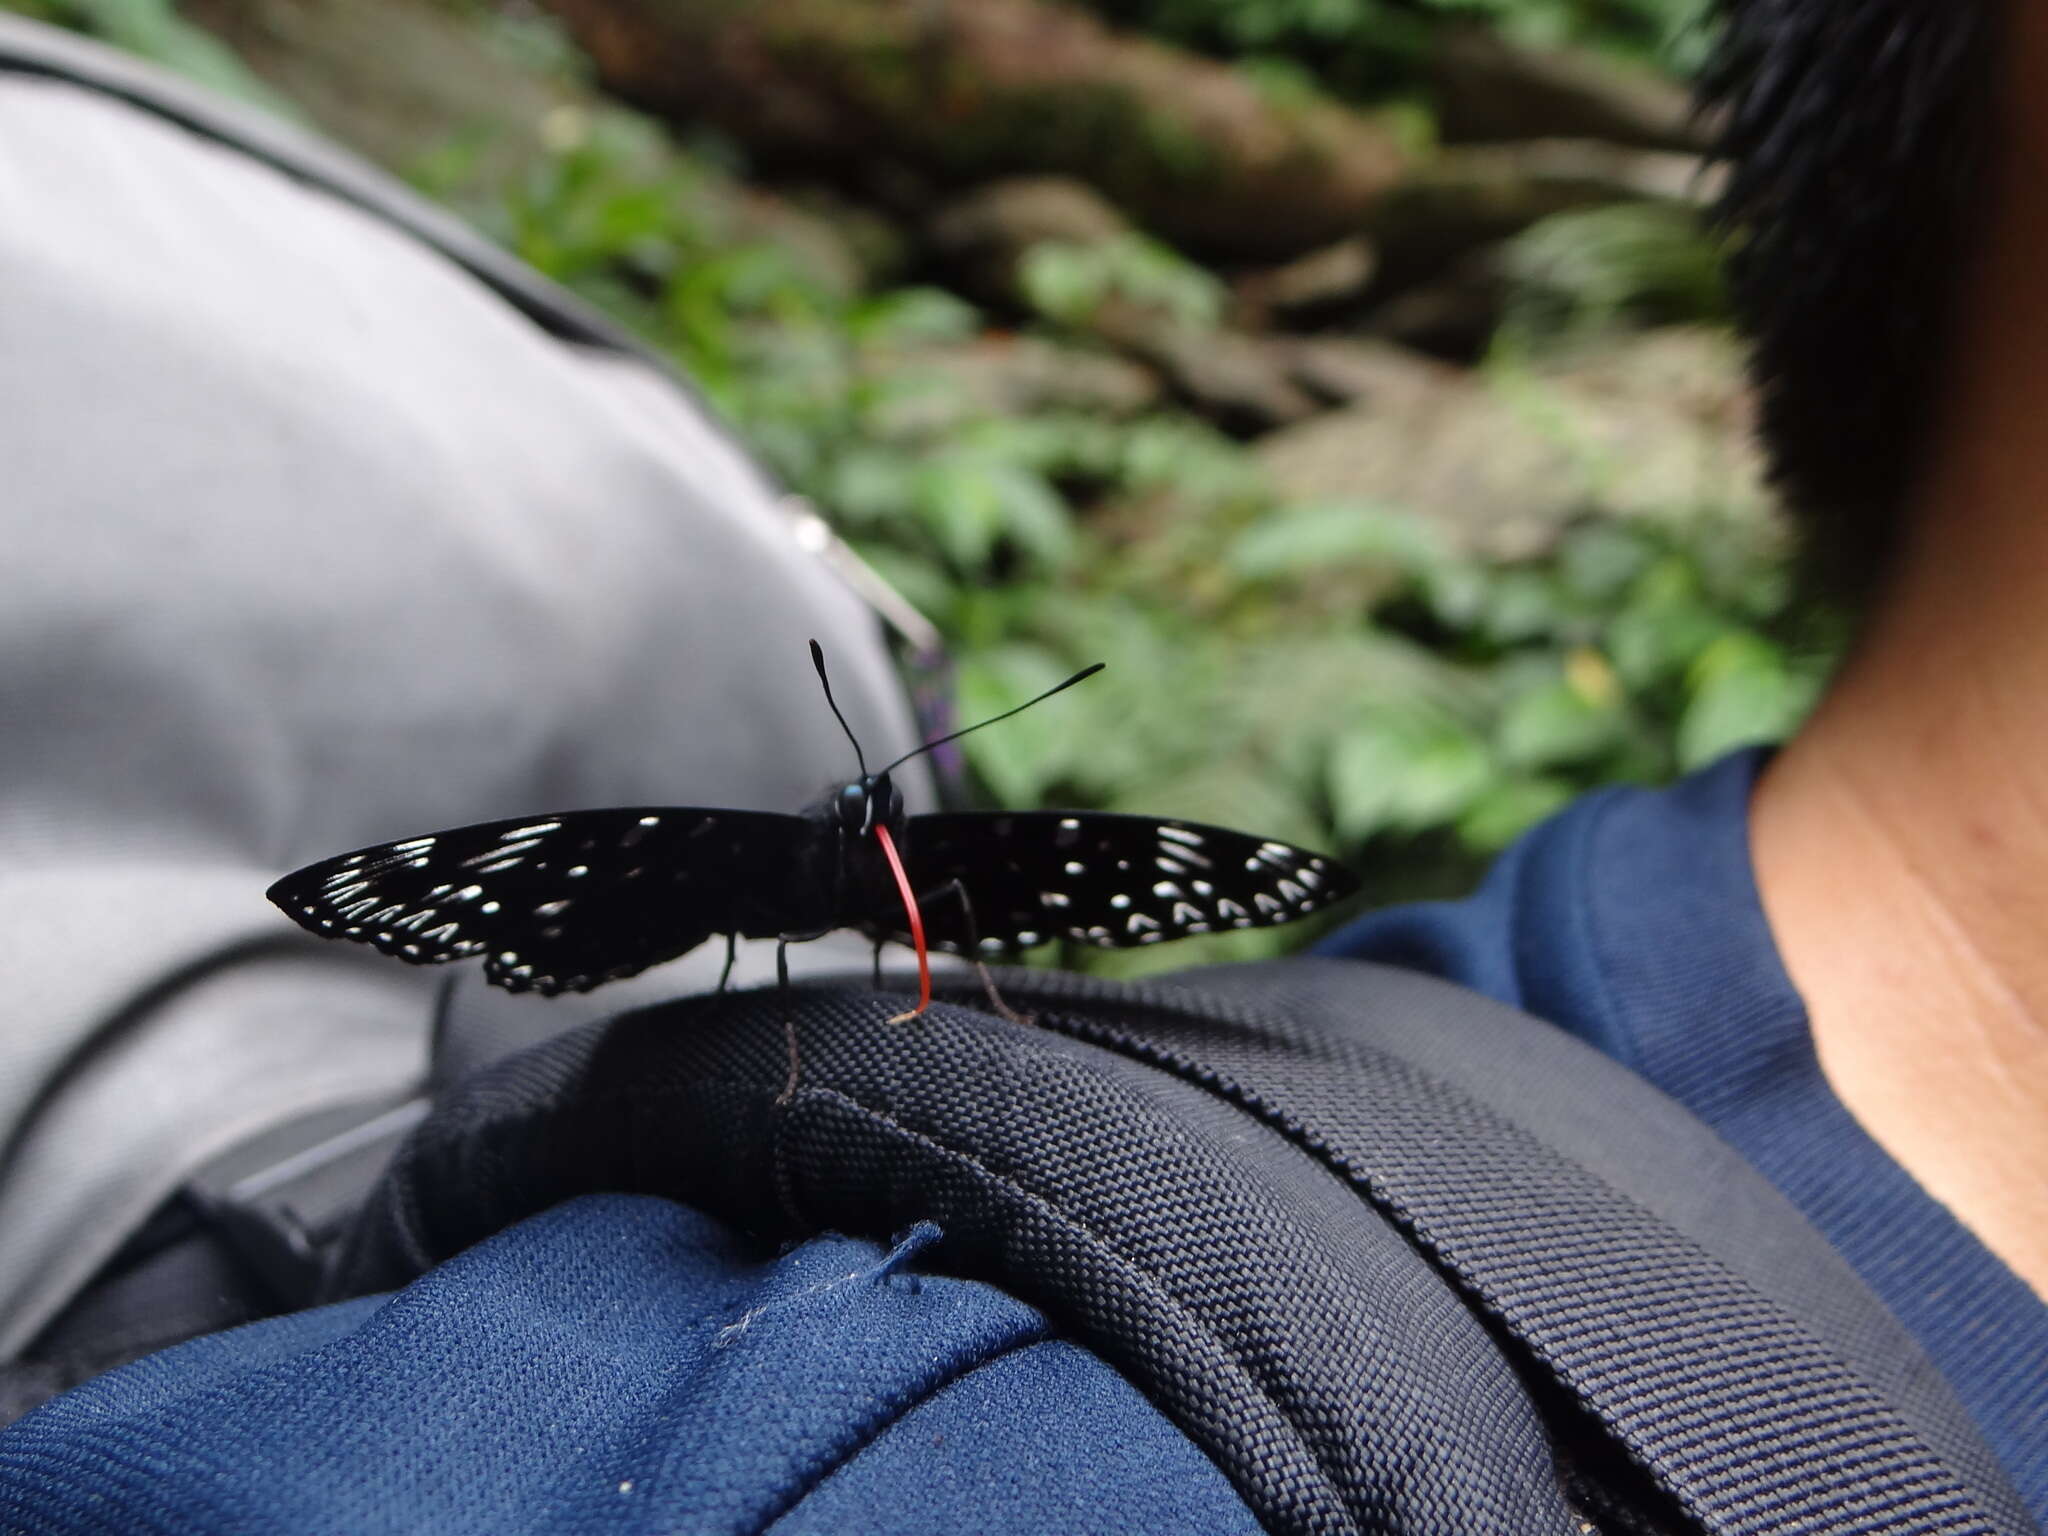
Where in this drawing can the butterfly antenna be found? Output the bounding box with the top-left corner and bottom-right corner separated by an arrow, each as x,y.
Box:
880,663 -> 1105,776
810,639 -> 868,778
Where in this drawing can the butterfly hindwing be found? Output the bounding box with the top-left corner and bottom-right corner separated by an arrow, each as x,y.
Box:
266,807 -> 828,994
892,811 -> 1358,955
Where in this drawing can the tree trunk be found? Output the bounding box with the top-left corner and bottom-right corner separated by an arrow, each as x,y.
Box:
538,0 -> 1407,258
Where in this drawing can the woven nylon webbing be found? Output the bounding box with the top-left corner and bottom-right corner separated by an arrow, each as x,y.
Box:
1034,964 -> 2028,1536
339,966 -> 2026,1536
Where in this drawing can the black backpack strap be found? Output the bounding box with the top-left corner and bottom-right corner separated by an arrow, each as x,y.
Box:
335,963 -> 2031,1536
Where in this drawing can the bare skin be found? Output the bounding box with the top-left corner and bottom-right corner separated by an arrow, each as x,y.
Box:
1749,17 -> 2048,1299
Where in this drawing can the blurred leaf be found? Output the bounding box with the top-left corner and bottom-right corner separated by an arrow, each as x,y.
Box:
1458,775 -> 1576,851
1019,235 -> 1224,335
1557,523 -> 1655,604
1499,204 -> 1730,348
957,647 -> 1087,805
915,461 -> 1006,571
1328,714 -> 1493,841
980,462 -> 1079,571
1420,560 -> 1494,631
1226,500 -> 1443,581
1497,673 -> 1626,769
1677,633 -> 1810,769
1476,569 -> 1568,645
1017,243 -> 1110,328
1605,555 -> 1733,689
846,287 -> 981,344
824,448 -> 916,527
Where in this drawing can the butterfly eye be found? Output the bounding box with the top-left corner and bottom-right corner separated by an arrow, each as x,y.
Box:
837,783 -> 869,831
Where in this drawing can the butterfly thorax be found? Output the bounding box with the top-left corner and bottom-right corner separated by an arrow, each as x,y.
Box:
800,771 -> 913,928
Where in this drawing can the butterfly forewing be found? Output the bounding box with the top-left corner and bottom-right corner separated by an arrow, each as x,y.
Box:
893,812 -> 1358,955
267,808 -> 827,995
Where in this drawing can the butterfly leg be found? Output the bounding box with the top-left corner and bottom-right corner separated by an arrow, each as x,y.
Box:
871,940 -> 883,990
717,932 -> 738,994
930,878 -> 1033,1027
773,938 -> 800,1106
771,926 -> 837,1105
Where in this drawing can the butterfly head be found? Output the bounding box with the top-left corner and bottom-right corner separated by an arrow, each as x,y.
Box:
836,772 -> 905,838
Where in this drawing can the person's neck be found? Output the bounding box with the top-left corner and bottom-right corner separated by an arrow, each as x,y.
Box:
1750,280 -> 2048,1299
1752,54 -> 2048,1296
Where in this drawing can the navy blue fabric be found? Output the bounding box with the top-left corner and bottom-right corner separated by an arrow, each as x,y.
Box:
1319,748 -> 2048,1529
0,1194 -> 1262,1535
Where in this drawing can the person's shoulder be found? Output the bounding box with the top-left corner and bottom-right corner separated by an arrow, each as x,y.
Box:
1314,748 -> 1775,1055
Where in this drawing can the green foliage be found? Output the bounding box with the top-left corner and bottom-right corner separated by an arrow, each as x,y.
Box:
1497,203 -> 1731,346
1074,0 -> 1714,104
1017,235 -> 1225,335
429,110 -> 1816,972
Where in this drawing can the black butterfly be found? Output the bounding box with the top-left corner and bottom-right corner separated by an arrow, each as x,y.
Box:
267,644 -> 1359,1007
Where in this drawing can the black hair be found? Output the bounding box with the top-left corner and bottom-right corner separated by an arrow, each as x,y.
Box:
1700,0 -> 2002,602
